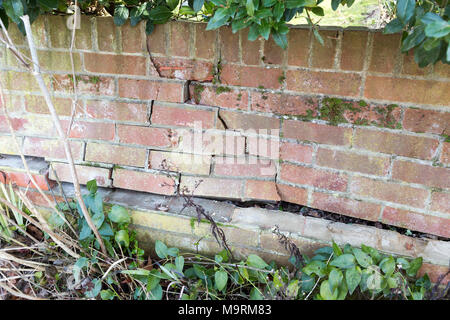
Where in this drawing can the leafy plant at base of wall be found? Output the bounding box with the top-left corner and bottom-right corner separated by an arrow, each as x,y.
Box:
0,0 -> 448,67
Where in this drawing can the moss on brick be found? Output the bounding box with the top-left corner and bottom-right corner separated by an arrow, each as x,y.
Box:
193,84 -> 205,104
215,86 -> 231,95
319,97 -> 357,125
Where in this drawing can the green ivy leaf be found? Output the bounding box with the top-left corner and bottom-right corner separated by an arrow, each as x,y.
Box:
246,0 -> 255,16
250,287 -> 264,300
38,0 -> 58,10
73,257 -> 89,283
286,0 -> 316,9
320,280 -> 338,300
84,278 -> 102,298
193,0 -> 205,12
262,0 -> 276,7
352,248 -> 373,268
329,269 -> 343,291
406,257 -> 423,277
155,240 -> 169,259
272,31 -> 288,49
302,260 -> 327,277
114,5 -> 129,26
379,256 -> 395,276
3,0 -> 24,23
206,7 -> 231,30
167,0 -> 180,10
148,6 -> 173,24
115,229 -> 130,247
311,6 -> 324,16
396,0 -> 415,25
384,18 -> 404,34
273,2 -> 285,21
108,205 -> 131,224
100,289 -> 115,300
345,267 -> 361,295
215,270 -> 228,291
425,20 -> 450,38
401,24 -> 426,52
247,254 -> 269,269
331,0 -> 341,11
330,254 -> 355,269
332,242 -> 343,257
175,256 -> 184,273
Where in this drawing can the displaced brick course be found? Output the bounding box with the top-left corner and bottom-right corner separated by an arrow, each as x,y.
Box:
0,17 -> 449,242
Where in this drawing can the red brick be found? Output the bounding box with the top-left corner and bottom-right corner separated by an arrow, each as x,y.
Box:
195,23 -> 216,60
382,207 -> 450,238
287,29 -> 311,67
169,21 -> 191,57
369,33 -> 401,73
311,30 -> 339,69
63,120 -> 115,141
247,136 -> 279,159
263,38 -> 285,65
354,128 -> 439,160
418,263 -> 450,285
218,110 -> 279,132
312,192 -> 381,221
286,69 -> 361,96
283,120 -> 352,146
189,84 -> 248,110
244,180 -> 280,201
53,74 -> 116,96
430,191 -> 450,214
441,142 -> 449,165
350,176 -> 429,208
180,176 -> 243,199
24,189 -> 65,208
22,137 -> 84,161
340,31 -> 368,71
49,162 -> 111,187
280,142 -> 313,164
177,131 -> 246,156
118,78 -> 186,102
0,170 -> 52,191
152,57 -> 213,81
113,168 -> 176,195
317,148 -> 390,176
147,24 -> 166,55
280,163 -> 348,191
250,92 -> 318,116
392,160 -> 450,189
85,142 -> 147,167
117,124 -> 176,148
219,27 -> 239,63
221,64 -> 283,90
241,29 -> 262,65
214,156 -> 276,178
432,61 -> 450,79
364,76 -> 450,106
401,50 -> 431,76
121,21 -> 145,53
96,17 -> 119,52
0,115 -> 59,137
24,96 -> 72,116
151,103 -> 215,129
149,151 -> 211,175
84,53 -> 146,75
276,183 -> 308,205
85,100 -> 148,123
403,108 -> 450,135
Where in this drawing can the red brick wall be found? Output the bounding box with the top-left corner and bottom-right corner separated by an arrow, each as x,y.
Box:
1,16 -> 449,238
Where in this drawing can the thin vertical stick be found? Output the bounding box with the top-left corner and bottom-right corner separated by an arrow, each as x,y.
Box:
20,15 -> 106,255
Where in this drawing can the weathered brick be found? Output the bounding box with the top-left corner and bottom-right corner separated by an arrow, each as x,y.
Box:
250,92 -> 317,116
38,50 -> 82,72
0,114 -> 56,136
263,38 -> 285,65
441,142 -> 450,164
195,23 -> 216,60
189,84 -> 248,110
382,207 -> 450,238
219,26 -> 239,63
218,110 -> 279,132
364,76 -> 450,106
121,21 -> 145,53
0,170 -> 52,191
430,191 -> 450,214
350,176 -> 429,208
24,96 -> 72,116
241,29 -> 262,65
149,150 -> 211,175
63,120 -> 115,141
221,64 -> 283,90
280,142 -> 313,164
283,120 -> 352,146
49,162 -> 111,187
214,156 -> 276,178
287,69 -> 361,96
403,108 -> 450,135
24,189 -> 64,208
369,33 -> 401,73
340,31 -> 368,71
117,124 -> 176,148
151,103 -> 215,129
432,61 -> 450,79
152,57 -> 213,81
0,94 -> 23,114
0,136 -> 21,155
418,263 -> 450,285
177,131 -> 246,156
180,176 -> 243,199
401,50 -> 432,76
287,28 -> 311,67
169,21 -> 191,57
4,71 -> 49,91
392,160 -> 450,189
354,128 -> 439,160
52,74 -> 116,96
22,137 -> 84,161
85,100 -> 148,123
312,192 -> 381,221
317,148 -> 390,176
48,15 -> 92,50
118,78 -> 186,102
311,30 -> 338,69
276,183 -> 308,205
247,136 -> 279,159
280,163 -> 348,191
147,23 -> 166,55
244,180 -> 280,201
96,16 -> 119,52
85,53 -> 146,75
113,168 -> 176,195
85,142 -> 147,167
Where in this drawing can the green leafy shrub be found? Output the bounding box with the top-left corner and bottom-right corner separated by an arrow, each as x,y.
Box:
0,0 -> 448,67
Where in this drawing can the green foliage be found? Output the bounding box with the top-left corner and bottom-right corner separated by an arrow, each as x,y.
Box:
1,0 -> 448,68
